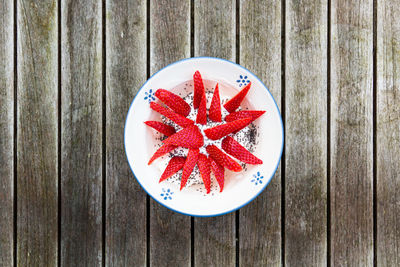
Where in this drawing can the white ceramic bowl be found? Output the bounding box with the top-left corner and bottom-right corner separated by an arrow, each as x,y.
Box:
124,57 -> 283,217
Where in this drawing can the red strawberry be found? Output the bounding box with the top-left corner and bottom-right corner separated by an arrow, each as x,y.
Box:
193,71 -> 205,109
209,157 -> 225,192
197,154 -> 211,193
221,136 -> 263,164
196,91 -> 207,125
155,89 -> 191,117
206,145 -> 242,172
225,110 -> 265,123
181,149 -> 200,190
204,117 -> 252,140
163,125 -> 204,148
144,121 -> 176,136
223,82 -> 252,113
159,156 -> 186,182
150,102 -> 194,128
209,83 -> 222,122
148,144 -> 177,165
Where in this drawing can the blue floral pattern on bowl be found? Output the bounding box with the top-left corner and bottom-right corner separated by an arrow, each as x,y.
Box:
144,89 -> 156,103
161,188 -> 174,200
251,171 -> 264,186
236,75 -> 250,87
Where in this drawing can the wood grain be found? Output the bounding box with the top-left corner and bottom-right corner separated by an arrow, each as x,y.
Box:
239,0 -> 282,266
285,0 -> 328,265
17,0 -> 58,265
61,0 -> 103,265
330,0 -> 373,265
194,1 -> 236,266
105,0 -> 147,266
377,0 -> 400,266
149,1 -> 191,266
0,0 -> 14,265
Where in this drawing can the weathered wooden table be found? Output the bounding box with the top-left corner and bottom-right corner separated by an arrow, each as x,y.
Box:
1,0 -> 399,266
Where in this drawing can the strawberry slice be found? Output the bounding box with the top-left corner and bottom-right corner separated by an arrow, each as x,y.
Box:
206,145 -> 242,172
150,102 -> 194,128
148,144 -> 177,165
223,82 -> 252,113
204,117 -> 252,140
159,156 -> 186,182
225,110 -> 265,123
197,154 -> 211,193
209,83 -> 222,122
163,125 -> 204,148
144,121 -> 176,136
193,71 -> 205,109
209,157 -> 225,192
221,136 -> 263,164
181,149 -> 200,190
196,90 -> 207,125
155,89 -> 191,117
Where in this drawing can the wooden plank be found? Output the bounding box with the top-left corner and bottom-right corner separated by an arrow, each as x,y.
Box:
194,1 -> 236,266
0,0 -> 14,265
17,0 -> 58,266
105,0 -> 147,266
239,0 -> 282,266
285,0 -> 328,265
377,0 -> 400,266
149,1 -> 191,266
61,0 -> 103,265
330,0 -> 373,265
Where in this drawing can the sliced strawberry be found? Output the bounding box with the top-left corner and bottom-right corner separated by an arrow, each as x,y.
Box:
223,82 -> 252,113
206,145 -> 242,172
204,117 -> 252,140
196,90 -> 207,125
181,149 -> 200,190
221,136 -> 263,164
209,83 -> 222,122
144,121 -> 176,136
148,144 -> 177,165
209,157 -> 225,192
159,156 -> 186,182
197,154 -> 211,193
155,89 -> 191,117
150,102 -> 194,128
163,125 -> 204,148
225,110 -> 265,123
193,71 -> 205,109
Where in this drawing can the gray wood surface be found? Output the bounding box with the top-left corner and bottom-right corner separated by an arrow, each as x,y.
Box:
330,0 -> 374,266
239,0 -> 282,266
105,0 -> 147,266
149,1 -> 191,266
17,0 -> 58,266
0,0 -> 14,265
377,0 -> 400,266
285,0 -> 328,266
194,1 -> 236,266
61,0 -> 103,265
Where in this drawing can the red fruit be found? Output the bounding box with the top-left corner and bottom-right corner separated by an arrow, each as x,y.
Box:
155,89 -> 191,117
223,82 -> 252,113
148,144 -> 177,165
225,110 -> 265,123
209,157 -> 225,192
204,117 -> 252,140
196,91 -> 207,125
197,154 -> 211,193
221,136 -> 263,164
159,156 -> 186,182
209,83 -> 222,122
163,125 -> 204,148
193,71 -> 205,109
181,149 -> 200,190
150,102 -> 194,128
206,145 -> 242,172
144,121 -> 176,136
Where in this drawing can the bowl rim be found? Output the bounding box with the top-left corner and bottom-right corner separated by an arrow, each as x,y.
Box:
124,56 -> 284,217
